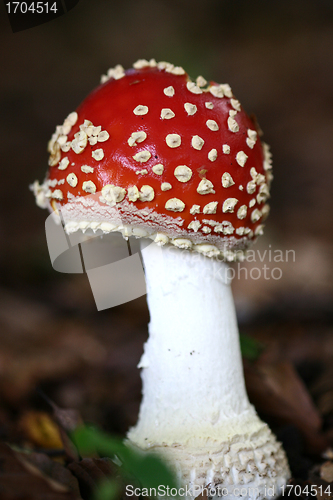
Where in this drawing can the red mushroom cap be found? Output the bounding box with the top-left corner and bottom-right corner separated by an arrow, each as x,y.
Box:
34,59 -> 273,259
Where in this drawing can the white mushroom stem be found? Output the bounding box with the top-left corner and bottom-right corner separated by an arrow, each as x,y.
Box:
127,242 -> 290,499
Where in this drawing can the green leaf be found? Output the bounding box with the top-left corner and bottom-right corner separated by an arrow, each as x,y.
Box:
239,333 -> 264,361
94,479 -> 119,500
72,426 -> 178,492
124,452 -> 177,491
72,425 -> 124,457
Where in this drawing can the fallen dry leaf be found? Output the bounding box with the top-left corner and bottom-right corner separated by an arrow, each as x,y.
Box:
311,364 -> 333,417
18,411 -> 63,450
323,449 -> 333,460
35,390 -> 85,462
0,442 -> 80,499
320,461 -> 333,483
307,469 -> 333,500
20,451 -> 81,497
68,458 -> 124,500
244,359 -> 328,452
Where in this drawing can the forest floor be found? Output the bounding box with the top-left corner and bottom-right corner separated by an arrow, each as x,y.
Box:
0,280 -> 332,499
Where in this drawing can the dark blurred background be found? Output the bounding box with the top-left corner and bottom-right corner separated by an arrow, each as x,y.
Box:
0,0 -> 333,482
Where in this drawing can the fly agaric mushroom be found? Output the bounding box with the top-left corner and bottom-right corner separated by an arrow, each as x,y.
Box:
32,59 -> 290,498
